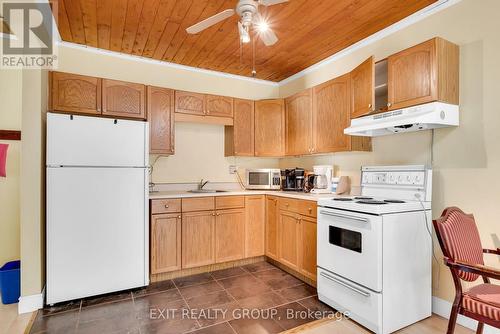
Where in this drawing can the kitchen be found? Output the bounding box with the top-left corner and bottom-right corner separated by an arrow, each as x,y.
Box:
0,0 -> 499,334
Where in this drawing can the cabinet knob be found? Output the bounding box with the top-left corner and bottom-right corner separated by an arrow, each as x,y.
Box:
285,203 -> 289,206
164,204 -> 169,208
387,102 -> 392,107
212,212 -> 216,216
178,215 -> 181,219
368,103 -> 372,109
216,213 -> 220,216
308,208 -> 312,212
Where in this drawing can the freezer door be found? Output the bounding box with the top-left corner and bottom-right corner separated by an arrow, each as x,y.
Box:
47,113 -> 147,167
46,167 -> 148,304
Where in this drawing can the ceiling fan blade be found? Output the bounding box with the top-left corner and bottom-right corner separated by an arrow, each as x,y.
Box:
259,28 -> 278,46
186,9 -> 235,34
259,0 -> 288,6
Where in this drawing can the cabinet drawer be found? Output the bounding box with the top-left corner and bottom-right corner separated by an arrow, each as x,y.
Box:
182,197 -> 215,212
216,196 -> 245,210
151,199 -> 181,214
297,200 -> 317,218
279,198 -> 299,212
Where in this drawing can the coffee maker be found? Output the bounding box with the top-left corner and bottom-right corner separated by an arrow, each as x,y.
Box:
311,165 -> 333,194
281,168 -> 305,191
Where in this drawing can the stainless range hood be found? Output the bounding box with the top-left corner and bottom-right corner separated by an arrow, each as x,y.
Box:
344,102 -> 459,137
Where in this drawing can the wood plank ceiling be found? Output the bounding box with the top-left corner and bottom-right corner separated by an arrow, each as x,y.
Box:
55,0 -> 436,82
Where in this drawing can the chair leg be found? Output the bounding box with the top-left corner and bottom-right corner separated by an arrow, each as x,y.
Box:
476,322 -> 484,334
447,304 -> 459,334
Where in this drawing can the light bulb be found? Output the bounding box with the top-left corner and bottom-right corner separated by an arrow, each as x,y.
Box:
257,21 -> 269,32
240,34 -> 250,43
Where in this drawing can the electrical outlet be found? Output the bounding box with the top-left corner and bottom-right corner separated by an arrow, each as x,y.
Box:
229,165 -> 238,174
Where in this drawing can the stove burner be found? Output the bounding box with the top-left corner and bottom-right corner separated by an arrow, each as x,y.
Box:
354,196 -> 373,200
384,199 -> 406,203
356,200 -> 388,205
333,198 -> 353,201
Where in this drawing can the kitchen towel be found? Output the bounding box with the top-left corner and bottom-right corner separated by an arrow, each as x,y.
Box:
0,143 -> 8,177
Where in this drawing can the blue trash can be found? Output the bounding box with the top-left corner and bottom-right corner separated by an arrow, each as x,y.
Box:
0,260 -> 20,304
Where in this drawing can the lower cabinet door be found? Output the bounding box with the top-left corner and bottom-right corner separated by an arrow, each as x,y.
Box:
151,213 -> 182,274
299,215 -> 317,280
245,195 -> 265,257
215,209 -> 245,263
182,211 -> 216,268
279,210 -> 300,271
265,196 -> 279,260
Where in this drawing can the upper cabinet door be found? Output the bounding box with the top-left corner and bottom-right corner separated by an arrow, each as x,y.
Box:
175,91 -> 205,116
205,95 -> 233,118
388,39 -> 437,110
232,98 -> 254,156
51,72 -> 102,115
313,73 -> 352,153
351,56 -> 375,119
388,37 -> 459,110
254,99 -> 285,157
285,89 -> 313,156
148,86 -> 175,155
102,79 -> 146,119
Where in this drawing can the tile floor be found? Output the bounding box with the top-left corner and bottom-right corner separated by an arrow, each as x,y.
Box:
30,262 -> 334,334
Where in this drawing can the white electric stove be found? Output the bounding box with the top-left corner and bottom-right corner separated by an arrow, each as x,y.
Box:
317,165 -> 433,334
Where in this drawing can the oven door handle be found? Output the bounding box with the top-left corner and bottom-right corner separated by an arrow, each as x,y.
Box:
319,210 -> 369,223
320,272 -> 371,297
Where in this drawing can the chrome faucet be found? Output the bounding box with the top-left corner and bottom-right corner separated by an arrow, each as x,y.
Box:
198,179 -> 209,190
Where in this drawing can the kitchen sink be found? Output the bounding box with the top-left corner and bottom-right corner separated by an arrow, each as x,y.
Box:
188,189 -> 228,193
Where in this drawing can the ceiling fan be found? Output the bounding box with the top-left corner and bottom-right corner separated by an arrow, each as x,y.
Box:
186,0 -> 288,46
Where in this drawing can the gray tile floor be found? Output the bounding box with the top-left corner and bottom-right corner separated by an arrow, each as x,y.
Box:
31,262 -> 334,334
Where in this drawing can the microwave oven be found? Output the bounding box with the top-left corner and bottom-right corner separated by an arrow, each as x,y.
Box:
245,169 -> 281,190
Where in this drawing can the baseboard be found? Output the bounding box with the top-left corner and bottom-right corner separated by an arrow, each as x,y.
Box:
18,287 -> 45,314
432,296 -> 500,334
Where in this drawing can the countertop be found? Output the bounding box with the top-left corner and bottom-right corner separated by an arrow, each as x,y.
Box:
149,189 -> 340,202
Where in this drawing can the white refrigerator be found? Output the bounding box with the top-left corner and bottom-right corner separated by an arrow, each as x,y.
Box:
46,113 -> 149,305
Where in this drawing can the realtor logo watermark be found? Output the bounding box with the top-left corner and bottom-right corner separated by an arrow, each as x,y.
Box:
1,1 -> 58,69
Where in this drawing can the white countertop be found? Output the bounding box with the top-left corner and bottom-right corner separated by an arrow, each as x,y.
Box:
149,189 -> 340,202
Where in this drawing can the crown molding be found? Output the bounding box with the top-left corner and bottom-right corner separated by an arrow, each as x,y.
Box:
56,41 -> 279,87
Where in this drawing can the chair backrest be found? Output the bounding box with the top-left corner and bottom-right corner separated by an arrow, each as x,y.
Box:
433,207 -> 484,282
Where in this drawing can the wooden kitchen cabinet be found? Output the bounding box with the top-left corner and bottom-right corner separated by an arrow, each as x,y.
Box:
387,37 -> 459,110
102,79 -> 146,119
245,195 -> 265,257
299,215 -> 317,280
225,99 -> 254,156
350,56 -> 375,119
278,210 -> 301,271
50,72 -> 102,115
285,89 -> 313,156
313,73 -> 363,152
254,99 -> 285,157
182,211 -> 216,268
151,213 -> 182,274
175,90 -> 205,116
215,209 -> 245,263
205,94 -> 233,118
265,196 -> 279,260
148,86 -> 175,155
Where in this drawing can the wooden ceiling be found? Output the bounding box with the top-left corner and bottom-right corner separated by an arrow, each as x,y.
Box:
55,0 -> 436,81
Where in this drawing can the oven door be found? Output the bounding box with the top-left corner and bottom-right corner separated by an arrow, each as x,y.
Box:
317,207 -> 382,292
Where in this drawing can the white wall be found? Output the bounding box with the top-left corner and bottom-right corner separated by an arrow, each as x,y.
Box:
0,69 -> 22,266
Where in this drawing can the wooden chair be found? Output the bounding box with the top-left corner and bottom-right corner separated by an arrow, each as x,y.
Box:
433,207 -> 500,334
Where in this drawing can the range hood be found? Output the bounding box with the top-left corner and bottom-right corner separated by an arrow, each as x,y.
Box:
344,102 -> 459,137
